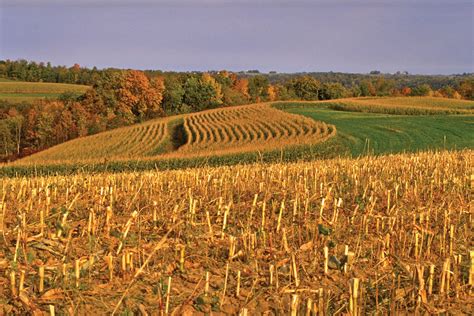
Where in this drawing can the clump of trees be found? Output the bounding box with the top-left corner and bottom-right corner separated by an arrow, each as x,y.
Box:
0,59 -> 473,162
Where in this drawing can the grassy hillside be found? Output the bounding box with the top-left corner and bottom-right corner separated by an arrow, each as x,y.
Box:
280,105 -> 474,156
314,96 -> 474,115
0,81 -> 90,102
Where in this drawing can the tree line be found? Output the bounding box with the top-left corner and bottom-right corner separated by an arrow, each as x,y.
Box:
0,59 -> 473,161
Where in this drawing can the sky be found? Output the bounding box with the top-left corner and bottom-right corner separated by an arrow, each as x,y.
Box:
0,0 -> 473,74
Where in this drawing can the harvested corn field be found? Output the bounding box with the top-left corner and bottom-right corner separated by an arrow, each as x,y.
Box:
0,150 -> 472,314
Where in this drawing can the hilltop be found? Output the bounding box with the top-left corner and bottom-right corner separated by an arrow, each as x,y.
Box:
0,81 -> 89,103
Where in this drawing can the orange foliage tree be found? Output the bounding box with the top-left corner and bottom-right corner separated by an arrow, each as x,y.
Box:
117,70 -> 165,121
234,78 -> 250,100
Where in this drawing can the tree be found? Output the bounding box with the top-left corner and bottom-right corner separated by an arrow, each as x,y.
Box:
267,85 -> 278,101
457,79 -> 474,100
411,84 -> 432,96
401,87 -> 412,96
201,73 -> 223,106
0,119 -> 14,157
248,75 -> 269,102
183,76 -> 221,111
374,77 -> 395,96
55,109 -> 76,143
6,109 -> 24,155
287,76 -> 321,100
233,78 -> 250,100
162,76 -> 185,114
359,80 -> 376,96
116,70 -> 164,122
320,82 -> 347,100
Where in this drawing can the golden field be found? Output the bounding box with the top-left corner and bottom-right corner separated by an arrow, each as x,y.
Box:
0,150 -> 472,314
0,81 -> 90,103
17,103 -> 335,164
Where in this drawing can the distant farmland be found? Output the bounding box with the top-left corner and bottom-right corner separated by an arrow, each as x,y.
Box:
0,81 -> 90,102
5,96 -> 473,176
310,96 -> 474,115
16,103 -> 335,164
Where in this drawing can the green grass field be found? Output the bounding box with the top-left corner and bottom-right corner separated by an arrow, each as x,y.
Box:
0,81 -> 90,102
315,97 -> 474,115
279,103 -> 474,156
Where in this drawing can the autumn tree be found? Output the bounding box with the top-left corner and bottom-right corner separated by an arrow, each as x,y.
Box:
202,73 -> 223,105
248,75 -> 269,102
183,74 -> 223,111
358,80 -> 376,96
267,85 -> 277,101
411,84 -> 432,96
320,82 -> 347,100
233,78 -> 250,101
3,108 -> 24,155
401,87 -> 412,96
116,70 -> 165,122
373,77 -> 395,96
457,79 -> 474,100
287,76 -> 321,100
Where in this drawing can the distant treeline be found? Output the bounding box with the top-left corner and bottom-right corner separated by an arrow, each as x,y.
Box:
0,59 -> 473,162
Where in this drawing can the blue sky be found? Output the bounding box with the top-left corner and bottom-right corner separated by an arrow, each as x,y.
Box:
1,0 -> 472,74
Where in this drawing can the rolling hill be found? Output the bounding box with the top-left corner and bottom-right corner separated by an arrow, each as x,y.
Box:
0,81 -> 90,103
17,103 -> 335,164
8,97 -> 474,173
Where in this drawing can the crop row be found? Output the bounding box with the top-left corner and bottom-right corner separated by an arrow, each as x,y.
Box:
177,104 -> 336,155
19,119 -> 169,164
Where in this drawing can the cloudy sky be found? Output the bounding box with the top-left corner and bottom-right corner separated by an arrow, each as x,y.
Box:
1,0 -> 472,74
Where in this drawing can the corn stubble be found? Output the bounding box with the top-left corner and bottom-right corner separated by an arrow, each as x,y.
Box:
0,150 -> 472,314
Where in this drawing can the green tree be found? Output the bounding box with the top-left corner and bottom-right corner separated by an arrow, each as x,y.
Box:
320,82 -> 347,100
0,119 -> 14,157
287,76 -> 321,100
248,75 -> 269,102
457,79 -> 474,100
162,76 -> 185,114
358,80 -> 376,96
411,84 -> 432,96
183,76 -> 222,111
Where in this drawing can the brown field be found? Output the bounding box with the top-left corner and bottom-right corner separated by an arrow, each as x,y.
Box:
0,150 -> 472,314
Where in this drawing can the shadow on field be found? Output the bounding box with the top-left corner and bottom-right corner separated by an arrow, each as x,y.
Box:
171,120 -> 187,150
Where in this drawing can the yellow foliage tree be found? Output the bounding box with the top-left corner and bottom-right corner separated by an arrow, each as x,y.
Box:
267,85 -> 277,101
202,73 -> 223,105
